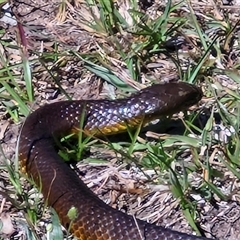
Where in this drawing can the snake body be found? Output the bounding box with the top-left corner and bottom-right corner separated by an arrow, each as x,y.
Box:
18,82 -> 213,240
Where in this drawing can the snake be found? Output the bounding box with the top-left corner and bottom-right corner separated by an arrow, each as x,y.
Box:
18,82 -> 214,240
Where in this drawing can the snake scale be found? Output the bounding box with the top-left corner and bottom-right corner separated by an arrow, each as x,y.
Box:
18,82 -> 214,240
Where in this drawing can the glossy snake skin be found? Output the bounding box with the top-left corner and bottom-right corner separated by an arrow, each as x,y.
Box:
19,82 -> 213,240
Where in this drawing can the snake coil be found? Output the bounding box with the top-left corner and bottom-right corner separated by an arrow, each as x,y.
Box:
19,82 -> 214,240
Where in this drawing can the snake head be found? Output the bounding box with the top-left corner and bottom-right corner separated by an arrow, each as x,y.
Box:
132,82 -> 203,118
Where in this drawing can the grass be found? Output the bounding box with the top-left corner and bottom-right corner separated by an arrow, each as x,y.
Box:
0,0 -> 240,239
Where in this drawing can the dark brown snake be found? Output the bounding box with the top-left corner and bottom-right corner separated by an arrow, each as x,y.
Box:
18,82 -> 214,240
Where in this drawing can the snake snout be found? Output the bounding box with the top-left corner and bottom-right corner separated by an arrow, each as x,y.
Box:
177,82 -> 203,108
